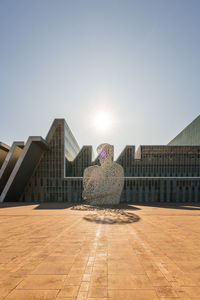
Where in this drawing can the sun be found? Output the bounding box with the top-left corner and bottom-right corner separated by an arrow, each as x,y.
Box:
94,111 -> 112,131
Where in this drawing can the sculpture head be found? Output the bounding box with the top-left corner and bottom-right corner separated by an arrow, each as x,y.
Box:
97,143 -> 113,165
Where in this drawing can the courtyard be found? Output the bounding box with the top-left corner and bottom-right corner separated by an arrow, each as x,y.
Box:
0,202 -> 200,299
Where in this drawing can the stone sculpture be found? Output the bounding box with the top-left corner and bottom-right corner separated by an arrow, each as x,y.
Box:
82,143 -> 124,205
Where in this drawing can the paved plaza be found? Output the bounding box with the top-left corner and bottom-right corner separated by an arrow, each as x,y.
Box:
0,202 -> 200,300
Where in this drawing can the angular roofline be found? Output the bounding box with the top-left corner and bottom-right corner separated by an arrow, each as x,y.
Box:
168,114 -> 200,145
0,136 -> 49,202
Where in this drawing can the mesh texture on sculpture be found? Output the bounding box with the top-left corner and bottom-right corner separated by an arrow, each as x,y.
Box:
82,143 -> 124,205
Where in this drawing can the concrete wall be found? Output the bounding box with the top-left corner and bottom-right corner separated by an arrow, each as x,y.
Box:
169,115 -> 200,145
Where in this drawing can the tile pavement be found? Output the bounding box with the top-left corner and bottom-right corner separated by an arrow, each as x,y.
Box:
0,202 -> 200,299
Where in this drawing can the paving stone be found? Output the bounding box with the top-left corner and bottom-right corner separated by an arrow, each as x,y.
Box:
1,202 -> 200,300
57,285 -> 79,297
32,262 -> 72,274
88,287 -> 107,298
16,275 -> 65,289
4,289 -> 59,299
108,289 -> 159,299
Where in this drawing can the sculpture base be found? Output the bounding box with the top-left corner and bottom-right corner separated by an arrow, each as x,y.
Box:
89,195 -> 121,206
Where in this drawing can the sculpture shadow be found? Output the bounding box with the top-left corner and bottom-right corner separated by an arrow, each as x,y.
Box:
83,211 -> 140,224
70,203 -> 140,224
70,203 -> 141,211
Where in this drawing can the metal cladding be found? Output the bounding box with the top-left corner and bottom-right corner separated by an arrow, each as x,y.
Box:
0,117 -> 200,202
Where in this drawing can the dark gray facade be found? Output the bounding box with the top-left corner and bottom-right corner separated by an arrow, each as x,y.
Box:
0,118 -> 200,203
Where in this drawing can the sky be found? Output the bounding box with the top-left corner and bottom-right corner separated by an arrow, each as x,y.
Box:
0,0 -> 200,159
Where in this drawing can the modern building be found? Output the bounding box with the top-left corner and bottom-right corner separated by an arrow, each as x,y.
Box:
168,115 -> 200,146
0,117 -> 200,203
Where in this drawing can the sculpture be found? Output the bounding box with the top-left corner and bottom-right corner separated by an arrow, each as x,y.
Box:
82,143 -> 124,205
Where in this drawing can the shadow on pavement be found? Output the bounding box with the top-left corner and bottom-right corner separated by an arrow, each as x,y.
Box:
83,211 -> 140,224
34,203 -> 75,209
1,202 -> 200,211
0,202 -> 36,208
130,202 -> 200,210
70,203 -> 140,211
70,203 -> 141,224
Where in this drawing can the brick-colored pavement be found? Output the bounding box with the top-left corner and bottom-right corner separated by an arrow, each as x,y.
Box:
0,202 -> 200,300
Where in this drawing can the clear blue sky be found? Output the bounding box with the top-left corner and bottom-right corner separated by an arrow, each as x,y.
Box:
0,0 -> 200,158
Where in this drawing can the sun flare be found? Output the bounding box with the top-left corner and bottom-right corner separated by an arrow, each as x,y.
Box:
94,111 -> 112,131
